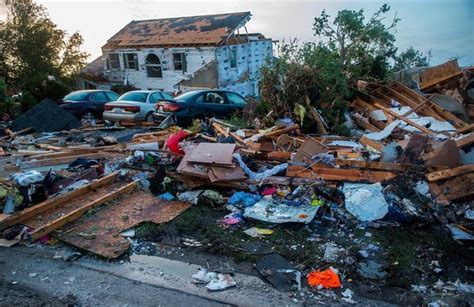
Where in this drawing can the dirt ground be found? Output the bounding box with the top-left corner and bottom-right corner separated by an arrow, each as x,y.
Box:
0,281 -> 78,306
129,201 -> 474,306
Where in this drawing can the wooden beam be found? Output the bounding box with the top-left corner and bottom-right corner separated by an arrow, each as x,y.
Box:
265,124 -> 299,138
456,133 -> 474,148
374,102 -> 434,135
335,158 -> 407,172
304,95 -> 328,134
456,124 -> 474,135
359,135 -> 385,152
286,165 -> 397,183
0,172 -> 119,230
29,180 -> 139,241
426,165 -> 474,182
20,153 -> 103,168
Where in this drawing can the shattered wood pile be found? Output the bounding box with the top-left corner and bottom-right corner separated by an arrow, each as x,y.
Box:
0,69 -> 472,261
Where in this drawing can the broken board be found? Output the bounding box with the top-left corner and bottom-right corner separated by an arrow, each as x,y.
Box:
58,191 -> 191,258
187,143 -> 235,166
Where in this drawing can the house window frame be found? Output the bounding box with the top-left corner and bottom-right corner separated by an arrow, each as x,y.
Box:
172,52 -> 187,73
107,53 -> 120,70
230,49 -> 237,69
123,53 -> 139,71
145,53 -> 163,79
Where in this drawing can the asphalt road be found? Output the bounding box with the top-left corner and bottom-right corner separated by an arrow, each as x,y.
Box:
0,247 -> 230,307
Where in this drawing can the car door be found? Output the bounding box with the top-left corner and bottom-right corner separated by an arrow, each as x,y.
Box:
193,91 -> 229,118
224,92 -> 247,115
89,92 -> 110,113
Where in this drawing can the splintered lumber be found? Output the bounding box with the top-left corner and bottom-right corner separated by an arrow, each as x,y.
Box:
20,153 -> 103,169
426,165 -> 474,182
438,172 -> 474,201
265,124 -> 299,138
352,113 -> 381,132
57,191 -> 191,258
419,59 -> 462,90
28,180 -> 139,241
373,103 -> 434,135
0,172 -> 119,230
335,159 -> 407,172
304,95 -> 328,134
267,151 -> 292,161
428,182 -> 450,206
456,133 -> 474,148
286,165 -> 397,183
359,135 -> 385,152
456,124 -> 474,134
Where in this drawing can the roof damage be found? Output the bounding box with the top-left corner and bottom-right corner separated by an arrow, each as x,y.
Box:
103,12 -> 251,49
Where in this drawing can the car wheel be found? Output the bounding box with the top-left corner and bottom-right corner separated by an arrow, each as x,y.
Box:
82,111 -> 96,121
145,112 -> 155,123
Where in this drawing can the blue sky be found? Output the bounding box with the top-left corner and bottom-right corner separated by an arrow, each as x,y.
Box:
2,0 -> 473,66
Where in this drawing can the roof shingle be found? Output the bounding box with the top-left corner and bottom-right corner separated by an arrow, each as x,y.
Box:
103,12 -> 251,49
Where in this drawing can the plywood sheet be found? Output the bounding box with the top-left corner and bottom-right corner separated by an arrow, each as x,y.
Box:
187,143 -> 235,166
58,191 -> 191,258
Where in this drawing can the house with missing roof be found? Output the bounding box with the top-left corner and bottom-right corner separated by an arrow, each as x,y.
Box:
80,12 -> 273,97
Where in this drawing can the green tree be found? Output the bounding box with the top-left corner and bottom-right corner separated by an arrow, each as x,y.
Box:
0,0 -> 88,88
393,47 -> 429,71
312,4 -> 400,80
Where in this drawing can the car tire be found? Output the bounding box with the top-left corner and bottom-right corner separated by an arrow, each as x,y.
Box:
145,112 -> 155,123
82,111 -> 96,121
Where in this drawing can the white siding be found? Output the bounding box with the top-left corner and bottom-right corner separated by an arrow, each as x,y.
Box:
103,47 -> 215,92
215,39 -> 273,97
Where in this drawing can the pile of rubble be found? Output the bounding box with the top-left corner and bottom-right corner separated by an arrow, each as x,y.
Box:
0,61 -> 472,304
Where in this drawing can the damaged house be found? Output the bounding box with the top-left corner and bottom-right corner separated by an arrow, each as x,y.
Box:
81,12 -> 273,97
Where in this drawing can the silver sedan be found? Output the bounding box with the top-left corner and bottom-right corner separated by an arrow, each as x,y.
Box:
103,90 -> 173,122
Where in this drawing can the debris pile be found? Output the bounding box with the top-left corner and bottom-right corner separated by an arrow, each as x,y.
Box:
0,62 -> 472,305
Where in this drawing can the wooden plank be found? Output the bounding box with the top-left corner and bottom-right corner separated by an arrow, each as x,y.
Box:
359,135 -> 385,152
456,124 -> 474,134
286,165 -> 397,183
29,181 -> 139,241
374,102 -> 434,135
428,182 -> 450,206
304,95 -> 328,134
438,172 -> 474,201
21,153 -> 103,168
335,159 -> 407,172
426,165 -> 474,182
264,124 -> 299,138
419,59 -> 461,90
266,151 -> 292,161
352,113 -> 381,132
0,172 -> 119,230
456,133 -> 474,148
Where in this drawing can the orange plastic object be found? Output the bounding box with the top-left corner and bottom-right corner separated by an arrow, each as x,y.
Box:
307,268 -> 341,288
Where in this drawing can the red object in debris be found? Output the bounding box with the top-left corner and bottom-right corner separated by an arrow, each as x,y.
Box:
261,186 -> 277,196
166,130 -> 188,155
307,268 -> 341,288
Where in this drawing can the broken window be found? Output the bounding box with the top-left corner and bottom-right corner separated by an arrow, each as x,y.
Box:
230,49 -> 237,68
107,53 -> 120,70
145,54 -> 162,78
173,53 -> 187,72
123,53 -> 138,70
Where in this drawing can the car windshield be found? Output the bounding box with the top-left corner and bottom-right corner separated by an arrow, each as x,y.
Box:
118,92 -> 148,102
174,91 -> 199,101
63,91 -> 90,101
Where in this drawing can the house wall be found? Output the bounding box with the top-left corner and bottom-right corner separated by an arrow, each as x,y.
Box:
102,47 -> 215,92
215,39 -> 273,97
